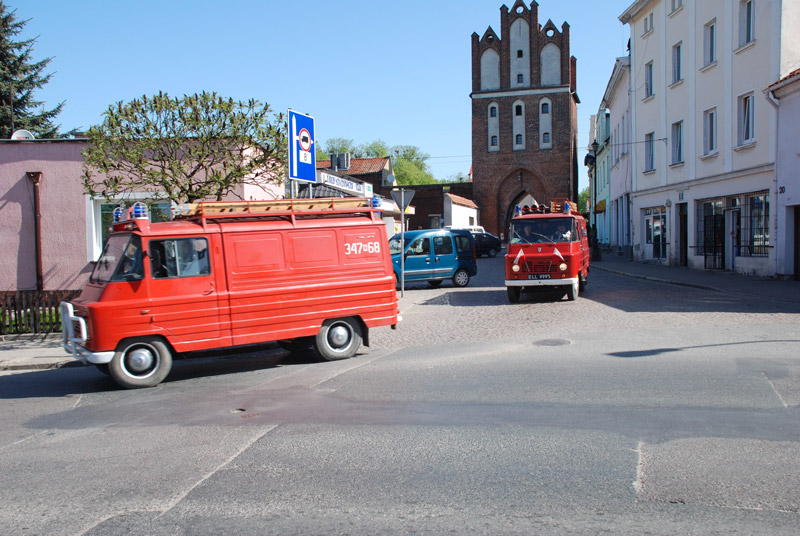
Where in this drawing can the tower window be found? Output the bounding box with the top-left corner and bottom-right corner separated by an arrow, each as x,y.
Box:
541,103 -> 550,114
516,134 -> 523,145
490,106 -> 497,117
543,132 -> 551,143
515,105 -> 523,116
517,50 -> 523,58
517,74 -> 524,84
491,136 -> 498,147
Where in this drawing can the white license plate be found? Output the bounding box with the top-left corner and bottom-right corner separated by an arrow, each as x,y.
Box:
528,274 -> 551,280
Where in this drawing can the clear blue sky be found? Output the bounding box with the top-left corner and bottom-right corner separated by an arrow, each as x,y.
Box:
11,0 -> 633,190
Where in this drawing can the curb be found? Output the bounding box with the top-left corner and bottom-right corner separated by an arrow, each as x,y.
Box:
1,360 -> 84,371
591,264 -> 721,292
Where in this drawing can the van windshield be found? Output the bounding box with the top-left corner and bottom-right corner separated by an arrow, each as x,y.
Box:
510,218 -> 576,244
90,234 -> 144,284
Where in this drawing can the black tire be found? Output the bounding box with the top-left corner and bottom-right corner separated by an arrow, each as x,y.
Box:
278,337 -> 314,353
578,271 -> 587,292
507,286 -> 520,303
566,280 -> 579,301
109,338 -> 172,389
488,248 -> 498,258
95,364 -> 110,376
452,268 -> 470,287
428,280 -> 443,288
315,318 -> 362,361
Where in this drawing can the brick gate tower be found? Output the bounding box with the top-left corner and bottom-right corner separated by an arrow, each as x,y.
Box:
471,0 -> 579,238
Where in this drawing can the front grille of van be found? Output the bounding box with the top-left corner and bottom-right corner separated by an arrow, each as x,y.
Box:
524,261 -> 553,273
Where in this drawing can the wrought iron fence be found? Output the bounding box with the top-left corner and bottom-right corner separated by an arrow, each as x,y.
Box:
0,290 -> 81,335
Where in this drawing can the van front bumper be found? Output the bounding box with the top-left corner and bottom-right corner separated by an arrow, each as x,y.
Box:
505,277 -> 578,287
59,301 -> 114,364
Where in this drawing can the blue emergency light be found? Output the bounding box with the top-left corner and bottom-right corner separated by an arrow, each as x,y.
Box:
132,202 -> 148,220
112,207 -> 124,223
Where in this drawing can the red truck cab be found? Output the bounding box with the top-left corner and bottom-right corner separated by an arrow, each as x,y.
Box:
61,198 -> 400,388
504,199 -> 590,303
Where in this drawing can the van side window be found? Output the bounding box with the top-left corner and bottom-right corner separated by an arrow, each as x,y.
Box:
433,236 -> 453,255
454,235 -> 472,254
150,237 -> 210,278
408,237 -> 430,255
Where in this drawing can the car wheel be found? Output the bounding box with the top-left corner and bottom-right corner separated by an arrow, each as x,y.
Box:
109,338 -> 172,389
488,248 -> 498,258
507,286 -> 520,303
566,280 -> 579,301
452,269 -> 470,287
278,337 -> 314,353
428,280 -> 443,288
315,318 -> 362,361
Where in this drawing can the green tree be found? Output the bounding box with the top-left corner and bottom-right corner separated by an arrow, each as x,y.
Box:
391,145 -> 436,185
0,1 -> 70,138
321,137 -> 357,159
578,185 -> 591,212
82,91 -> 287,204
359,139 -> 390,157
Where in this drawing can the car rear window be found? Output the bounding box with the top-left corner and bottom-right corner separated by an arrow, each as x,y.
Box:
454,235 -> 472,254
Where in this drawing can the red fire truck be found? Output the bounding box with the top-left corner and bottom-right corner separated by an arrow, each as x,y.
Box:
504,198 -> 590,303
60,198 -> 400,389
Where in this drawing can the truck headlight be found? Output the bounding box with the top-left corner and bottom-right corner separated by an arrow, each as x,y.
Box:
512,264 -> 520,273
559,263 -> 568,271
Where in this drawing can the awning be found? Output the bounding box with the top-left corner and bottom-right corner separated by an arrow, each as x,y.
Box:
593,199 -> 606,214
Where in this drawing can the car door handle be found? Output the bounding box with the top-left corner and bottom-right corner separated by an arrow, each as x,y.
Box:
202,286 -> 214,296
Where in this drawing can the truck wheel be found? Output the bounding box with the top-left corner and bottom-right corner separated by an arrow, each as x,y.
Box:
316,318 -> 362,361
109,338 -> 172,389
579,271 -> 587,292
566,280 -> 579,301
507,286 -> 520,303
453,269 -> 470,287
278,337 -> 314,353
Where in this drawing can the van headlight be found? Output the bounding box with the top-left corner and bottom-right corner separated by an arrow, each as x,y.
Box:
512,264 -> 520,272
559,263 -> 568,271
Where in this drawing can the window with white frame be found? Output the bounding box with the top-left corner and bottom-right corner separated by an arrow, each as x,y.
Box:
671,121 -> 683,164
488,102 -> 500,152
671,0 -> 683,13
644,132 -> 655,171
512,100 -> 525,150
672,42 -> 682,83
702,108 -> 717,155
92,198 -> 171,261
738,93 -> 755,146
645,62 -> 654,98
739,0 -> 754,47
704,20 -> 717,66
643,12 -> 653,34
539,97 -> 553,149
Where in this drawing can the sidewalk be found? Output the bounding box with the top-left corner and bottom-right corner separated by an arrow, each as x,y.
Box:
2,259 -> 798,372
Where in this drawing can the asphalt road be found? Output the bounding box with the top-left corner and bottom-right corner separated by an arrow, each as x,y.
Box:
1,256 -> 799,535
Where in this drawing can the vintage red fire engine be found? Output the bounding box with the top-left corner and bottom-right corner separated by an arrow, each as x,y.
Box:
504,198 -> 590,303
60,198 -> 400,389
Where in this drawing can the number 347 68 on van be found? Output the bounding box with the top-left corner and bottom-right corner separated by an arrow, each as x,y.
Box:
60,198 -> 401,389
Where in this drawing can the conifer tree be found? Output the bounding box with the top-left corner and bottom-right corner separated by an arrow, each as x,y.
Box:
0,1 -> 67,139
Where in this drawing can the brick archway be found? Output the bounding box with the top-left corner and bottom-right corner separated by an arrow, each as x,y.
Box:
495,168 -> 548,239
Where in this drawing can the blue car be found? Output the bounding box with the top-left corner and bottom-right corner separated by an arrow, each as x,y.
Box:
389,229 -> 477,287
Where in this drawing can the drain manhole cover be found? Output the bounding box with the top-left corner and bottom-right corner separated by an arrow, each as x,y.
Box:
533,339 -> 571,347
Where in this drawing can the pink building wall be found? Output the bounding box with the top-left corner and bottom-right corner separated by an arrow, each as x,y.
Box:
1,139 -> 285,292
0,140 -> 91,291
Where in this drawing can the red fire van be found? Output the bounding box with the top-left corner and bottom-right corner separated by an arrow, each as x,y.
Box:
504,199 -> 590,303
60,198 -> 400,388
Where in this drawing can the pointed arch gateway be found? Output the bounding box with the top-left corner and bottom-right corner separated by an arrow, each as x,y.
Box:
496,168 -> 548,240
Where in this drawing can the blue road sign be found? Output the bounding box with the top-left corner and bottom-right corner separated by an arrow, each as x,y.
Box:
288,110 -> 317,183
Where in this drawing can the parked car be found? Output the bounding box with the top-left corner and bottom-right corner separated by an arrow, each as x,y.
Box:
473,232 -> 502,258
389,229 -> 477,287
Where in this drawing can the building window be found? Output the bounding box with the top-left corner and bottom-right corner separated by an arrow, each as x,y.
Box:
490,135 -> 498,147
738,93 -> 755,145
517,50 -> 523,58
703,108 -> 717,155
95,200 -> 170,260
541,102 -> 549,114
542,132 -> 551,144
743,192 -> 769,256
739,0 -> 755,47
489,106 -> 497,118
517,74 -> 524,84
645,132 -> 655,171
645,62 -> 654,98
704,21 -> 717,66
515,105 -> 523,116
671,0 -> 683,12
643,12 -> 654,34
671,121 -> 684,164
672,42 -> 682,83
516,134 -> 523,145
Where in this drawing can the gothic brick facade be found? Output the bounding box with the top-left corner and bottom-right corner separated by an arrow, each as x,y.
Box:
471,0 -> 579,237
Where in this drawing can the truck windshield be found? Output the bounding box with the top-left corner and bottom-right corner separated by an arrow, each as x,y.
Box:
90,234 -> 144,284
510,218 -> 576,244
